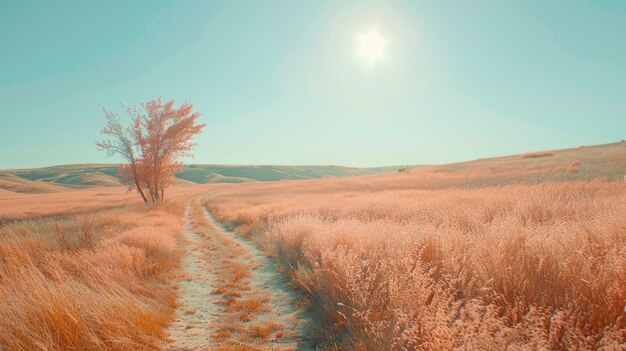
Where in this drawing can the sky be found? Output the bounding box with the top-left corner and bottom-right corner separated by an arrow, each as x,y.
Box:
1,0 -> 625,168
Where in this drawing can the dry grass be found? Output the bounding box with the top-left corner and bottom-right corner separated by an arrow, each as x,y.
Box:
519,150 -> 555,158
0,184 -> 211,220
1,142 -> 624,350
0,197 -> 187,350
568,160 -> 582,174
204,170 -> 626,350
250,322 -> 282,339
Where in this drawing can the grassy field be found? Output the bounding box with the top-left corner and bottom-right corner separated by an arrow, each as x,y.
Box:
0,142 -> 624,350
202,142 -> 626,350
0,185 -> 217,350
0,202 -> 183,349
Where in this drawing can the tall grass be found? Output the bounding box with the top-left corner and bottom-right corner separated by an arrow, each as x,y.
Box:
519,151 -> 555,158
0,201 -> 185,350
204,177 -> 626,350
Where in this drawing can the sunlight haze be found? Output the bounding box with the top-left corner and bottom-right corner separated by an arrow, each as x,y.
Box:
1,0 -> 625,168
356,27 -> 387,67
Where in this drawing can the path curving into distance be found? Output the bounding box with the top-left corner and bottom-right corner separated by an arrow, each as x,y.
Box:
167,201 -> 314,350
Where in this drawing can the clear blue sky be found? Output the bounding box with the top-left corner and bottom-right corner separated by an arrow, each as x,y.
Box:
1,0 -> 625,168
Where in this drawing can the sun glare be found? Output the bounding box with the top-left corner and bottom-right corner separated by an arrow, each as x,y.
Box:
356,27 -> 387,67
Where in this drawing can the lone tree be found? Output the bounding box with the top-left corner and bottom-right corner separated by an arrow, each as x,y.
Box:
97,98 -> 205,203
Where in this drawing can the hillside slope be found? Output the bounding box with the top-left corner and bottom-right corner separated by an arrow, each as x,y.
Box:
2,141 -> 623,194
0,173 -> 73,193
426,141 -> 626,185
0,164 -> 405,193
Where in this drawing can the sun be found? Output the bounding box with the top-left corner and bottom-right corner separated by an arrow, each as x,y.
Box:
356,27 -> 387,67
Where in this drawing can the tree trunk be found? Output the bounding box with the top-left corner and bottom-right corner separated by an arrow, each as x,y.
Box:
129,160 -> 149,203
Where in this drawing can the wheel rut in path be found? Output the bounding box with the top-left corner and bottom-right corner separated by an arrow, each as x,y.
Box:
167,202 -> 314,350
167,205 -> 220,350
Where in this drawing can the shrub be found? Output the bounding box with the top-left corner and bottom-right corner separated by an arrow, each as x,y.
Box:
567,160 -> 582,174
520,150 -> 555,158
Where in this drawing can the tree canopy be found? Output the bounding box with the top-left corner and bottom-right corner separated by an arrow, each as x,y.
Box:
97,98 -> 205,203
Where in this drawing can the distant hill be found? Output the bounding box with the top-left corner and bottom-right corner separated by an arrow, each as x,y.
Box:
398,141 -> 626,189
433,141 -> 626,181
176,165 -> 399,183
0,164 -> 407,193
2,141 -> 624,194
0,173 -> 72,193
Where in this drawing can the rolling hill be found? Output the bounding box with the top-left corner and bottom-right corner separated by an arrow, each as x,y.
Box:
426,141 -> 626,184
1,141 -> 624,194
0,164 -> 407,193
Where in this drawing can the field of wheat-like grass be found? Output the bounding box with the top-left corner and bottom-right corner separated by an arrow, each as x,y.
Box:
0,197 -> 187,350
204,173 -> 626,350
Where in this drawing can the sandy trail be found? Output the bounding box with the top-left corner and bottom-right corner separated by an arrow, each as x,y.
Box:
167,202 -> 314,350
167,206 -> 220,349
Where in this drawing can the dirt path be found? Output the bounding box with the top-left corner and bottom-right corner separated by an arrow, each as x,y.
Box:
167,202 -> 314,350
167,205 -> 220,349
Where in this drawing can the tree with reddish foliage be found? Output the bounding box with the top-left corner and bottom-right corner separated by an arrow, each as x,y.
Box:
97,98 -> 205,203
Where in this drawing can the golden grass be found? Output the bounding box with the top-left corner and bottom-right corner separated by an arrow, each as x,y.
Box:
213,330 -> 232,340
204,171 -> 626,350
0,173 -> 72,193
519,150 -> 555,158
568,160 -> 582,174
1,142 -> 624,350
0,198 -> 187,350
0,184 -> 211,220
250,322 -> 282,339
